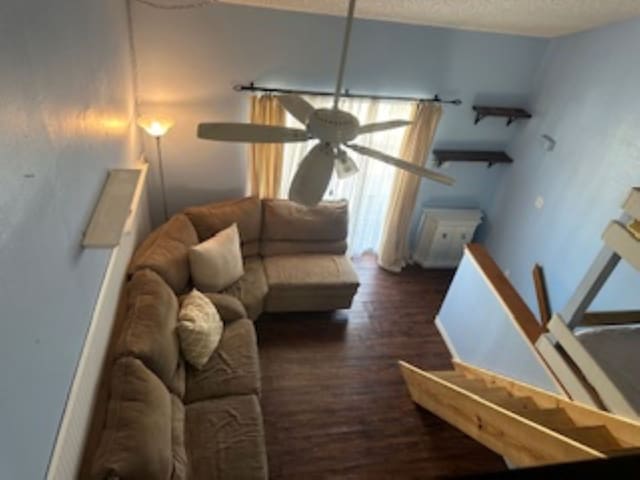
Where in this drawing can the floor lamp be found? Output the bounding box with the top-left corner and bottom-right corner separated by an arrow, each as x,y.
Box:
137,115 -> 174,220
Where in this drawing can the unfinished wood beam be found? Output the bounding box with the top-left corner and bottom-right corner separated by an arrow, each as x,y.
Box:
466,244 -> 544,343
399,361 -> 603,467
532,264 -> 551,326
452,359 -> 640,447
603,221 -> 640,272
582,310 -> 640,326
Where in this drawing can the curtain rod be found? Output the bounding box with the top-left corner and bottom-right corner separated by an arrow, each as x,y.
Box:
233,83 -> 462,106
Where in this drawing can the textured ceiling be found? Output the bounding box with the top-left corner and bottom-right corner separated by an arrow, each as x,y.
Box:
219,0 -> 640,37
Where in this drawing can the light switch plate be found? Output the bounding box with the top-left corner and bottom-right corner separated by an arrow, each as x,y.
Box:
535,196 -> 544,209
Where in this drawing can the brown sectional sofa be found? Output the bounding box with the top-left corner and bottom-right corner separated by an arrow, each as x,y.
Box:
87,197 -> 359,480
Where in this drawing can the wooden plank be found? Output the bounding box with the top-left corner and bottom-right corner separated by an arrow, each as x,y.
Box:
582,310 -> 640,326
465,245 -> 544,344
561,246 -> 620,328
603,220 -> 640,272
556,426 -> 625,452
512,408 -> 578,430
532,264 -> 551,325
83,169 -> 142,248
432,150 -> 513,167
472,105 -> 532,126
548,315 -> 639,418
622,187 -> 640,220
399,361 -> 603,467
535,333 -> 601,407
452,359 -> 640,448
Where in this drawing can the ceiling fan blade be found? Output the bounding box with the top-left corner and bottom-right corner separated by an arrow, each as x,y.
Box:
345,143 -> 455,186
334,149 -> 358,179
289,143 -> 336,206
357,120 -> 411,135
277,95 -> 315,125
197,123 -> 308,143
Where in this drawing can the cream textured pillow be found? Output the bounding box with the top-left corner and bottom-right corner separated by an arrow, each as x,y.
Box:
189,223 -> 244,292
177,289 -> 223,369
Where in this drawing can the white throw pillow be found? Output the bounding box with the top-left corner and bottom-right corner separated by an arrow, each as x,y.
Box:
177,289 -> 223,369
189,223 -> 244,292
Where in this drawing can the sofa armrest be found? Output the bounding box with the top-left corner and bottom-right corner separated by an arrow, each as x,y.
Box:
203,293 -> 248,323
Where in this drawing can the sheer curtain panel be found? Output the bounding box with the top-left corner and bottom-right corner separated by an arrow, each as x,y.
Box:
281,96 -> 414,255
378,102 -> 443,272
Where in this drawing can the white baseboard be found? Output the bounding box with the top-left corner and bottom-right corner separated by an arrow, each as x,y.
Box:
435,315 -> 459,360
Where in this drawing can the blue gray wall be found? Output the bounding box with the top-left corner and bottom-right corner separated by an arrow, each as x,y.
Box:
0,1 -> 138,477
484,17 -> 640,314
131,2 -> 548,227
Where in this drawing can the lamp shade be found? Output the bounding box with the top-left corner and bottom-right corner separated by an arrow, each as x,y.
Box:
335,150 -> 358,179
137,115 -> 174,137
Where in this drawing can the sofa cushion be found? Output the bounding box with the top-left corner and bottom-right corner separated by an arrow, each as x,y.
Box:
262,199 -> 348,242
170,358 -> 186,400
203,293 -> 248,323
91,357 -> 172,480
129,213 -> 198,294
222,257 -> 268,321
260,239 -> 347,257
189,223 -> 244,292
263,254 -> 359,312
185,318 -> 260,404
177,289 -> 224,369
185,395 -> 268,480
117,269 -> 181,389
171,395 -> 189,480
184,197 -> 262,257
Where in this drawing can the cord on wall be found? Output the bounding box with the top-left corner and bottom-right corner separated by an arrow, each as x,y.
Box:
132,0 -> 215,9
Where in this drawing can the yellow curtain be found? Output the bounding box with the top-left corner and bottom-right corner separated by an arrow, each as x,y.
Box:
377,102 -> 443,272
249,95 -> 286,198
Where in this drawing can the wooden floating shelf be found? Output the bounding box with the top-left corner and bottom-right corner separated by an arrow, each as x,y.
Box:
473,105 -> 532,126
433,150 -> 514,168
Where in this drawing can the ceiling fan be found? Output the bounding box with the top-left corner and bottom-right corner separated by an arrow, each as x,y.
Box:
197,0 -> 455,206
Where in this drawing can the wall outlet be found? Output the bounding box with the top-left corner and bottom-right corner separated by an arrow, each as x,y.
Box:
504,269 -> 511,278
535,196 -> 544,209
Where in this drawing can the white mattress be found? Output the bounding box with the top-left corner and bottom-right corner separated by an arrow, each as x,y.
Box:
575,324 -> 640,412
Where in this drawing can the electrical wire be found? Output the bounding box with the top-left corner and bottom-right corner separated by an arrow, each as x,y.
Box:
132,0 -> 215,9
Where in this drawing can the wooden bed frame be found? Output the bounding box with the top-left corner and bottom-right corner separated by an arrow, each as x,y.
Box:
535,187 -> 640,419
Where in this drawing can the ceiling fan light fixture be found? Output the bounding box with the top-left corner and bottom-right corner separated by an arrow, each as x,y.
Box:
335,150 -> 358,179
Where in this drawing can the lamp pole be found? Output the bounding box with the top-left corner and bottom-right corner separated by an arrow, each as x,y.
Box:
155,135 -> 169,221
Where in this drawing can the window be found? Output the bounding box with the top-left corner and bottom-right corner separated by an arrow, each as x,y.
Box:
281,96 -> 413,255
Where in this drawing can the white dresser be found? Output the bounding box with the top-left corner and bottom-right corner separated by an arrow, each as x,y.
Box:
413,208 -> 484,268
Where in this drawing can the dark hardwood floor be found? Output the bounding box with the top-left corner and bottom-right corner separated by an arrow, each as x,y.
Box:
255,254 -> 506,479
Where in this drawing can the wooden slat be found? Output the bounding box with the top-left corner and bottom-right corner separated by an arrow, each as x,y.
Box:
431,373 -> 541,410
453,360 -> 559,409
582,310 -> 640,326
532,264 -> 551,325
452,359 -> 640,448
465,244 -> 544,343
622,187 -> 640,220
556,426 -> 625,453
605,447 -> 640,457
513,408 -> 578,430
399,361 -> 603,467
603,221 -> 640,272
